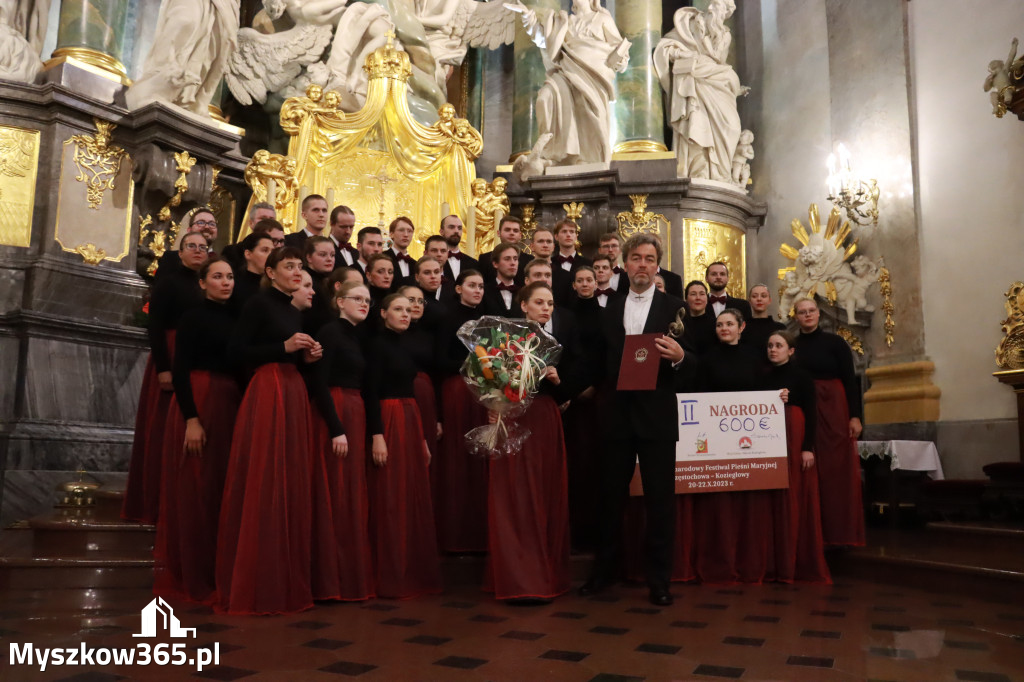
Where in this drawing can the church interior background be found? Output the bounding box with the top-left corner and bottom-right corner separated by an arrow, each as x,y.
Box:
1,0 -> 1023,679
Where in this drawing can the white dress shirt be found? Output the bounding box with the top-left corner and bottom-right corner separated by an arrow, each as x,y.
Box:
496,278 -> 513,309
448,252 -> 462,279
392,248 -> 410,278
542,318 -> 554,334
709,290 -> 728,316
597,293 -> 609,308
558,250 -> 577,271
623,285 -> 655,335
609,270 -> 621,290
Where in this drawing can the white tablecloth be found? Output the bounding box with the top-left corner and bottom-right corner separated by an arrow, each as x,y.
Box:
857,440 -> 944,480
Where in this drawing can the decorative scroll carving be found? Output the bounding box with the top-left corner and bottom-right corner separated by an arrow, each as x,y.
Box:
243,150 -> 299,231
138,150 -> 198,275
878,261 -> 895,348
563,202 -> 584,221
0,125 -> 39,248
74,243 -> 107,265
70,119 -> 128,209
996,281 -> 1024,369
837,326 -> 865,356
519,204 -> 538,253
616,194 -> 669,242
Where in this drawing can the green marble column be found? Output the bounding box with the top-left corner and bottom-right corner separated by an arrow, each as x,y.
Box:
510,0 -> 560,160
612,0 -> 666,153
466,47 -> 485,134
52,0 -> 131,78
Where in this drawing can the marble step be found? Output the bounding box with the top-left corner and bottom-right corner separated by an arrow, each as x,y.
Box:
28,511 -> 154,556
925,520 -> 1024,552
0,528 -> 153,590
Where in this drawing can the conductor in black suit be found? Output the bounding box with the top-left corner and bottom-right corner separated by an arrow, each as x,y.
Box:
580,233 -> 694,607
706,261 -> 752,320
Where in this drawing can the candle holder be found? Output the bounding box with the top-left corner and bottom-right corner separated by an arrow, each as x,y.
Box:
826,143 -> 879,227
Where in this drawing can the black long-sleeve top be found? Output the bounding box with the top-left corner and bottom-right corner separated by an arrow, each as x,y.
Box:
303,269 -> 335,335
402,318 -> 437,373
741,317 -> 786,354
435,302 -> 483,376
308,318 -> 379,438
566,295 -> 606,387
148,265 -> 203,372
681,311 -> 719,357
229,287 -> 303,369
793,327 -> 862,419
171,299 -> 238,420
366,328 -> 420,436
762,361 -> 817,452
231,269 -> 263,313
694,342 -> 765,393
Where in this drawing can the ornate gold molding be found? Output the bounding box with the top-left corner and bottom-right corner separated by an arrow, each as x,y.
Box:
70,119 -> 128,209
563,202 -> 584,221
613,139 -> 668,154
996,281 -> 1024,369
684,219 -> 744,298
363,31 -> 412,82
0,125 -> 40,248
616,194 -> 669,242
139,151 -> 198,276
243,149 -> 299,232
836,326 -> 865,356
74,243 -> 107,265
44,47 -> 131,85
520,204 -> 538,253
879,263 -> 895,347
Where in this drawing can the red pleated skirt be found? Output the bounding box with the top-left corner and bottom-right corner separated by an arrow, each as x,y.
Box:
414,372 -> 438,462
309,387 -> 375,601
214,363 -> 316,615
625,494 -> 697,583
368,397 -> 442,599
484,395 -> 571,600
123,331 -> 176,523
692,488 -> 774,584
434,377 -> 489,552
154,371 -> 240,603
814,379 -> 866,547
772,406 -> 831,583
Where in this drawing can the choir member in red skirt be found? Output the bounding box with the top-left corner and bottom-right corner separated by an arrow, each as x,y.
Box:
485,282 -> 571,602
124,231 -> 208,523
155,257 -> 241,603
230,230 -> 274,311
792,298 -> 865,547
397,285 -> 441,463
692,308 -> 775,583
741,284 -> 786,354
680,281 -> 718,356
307,281 -> 376,601
764,331 -> 831,583
433,270 -> 490,552
215,247 -> 327,615
367,294 -> 442,598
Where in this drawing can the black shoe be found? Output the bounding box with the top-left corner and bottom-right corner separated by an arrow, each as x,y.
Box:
648,588 -> 673,607
578,578 -> 610,597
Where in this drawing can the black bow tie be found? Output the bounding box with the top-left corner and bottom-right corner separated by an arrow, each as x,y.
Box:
596,288 -> 613,297
394,251 -> 413,264
496,282 -> 517,292
709,295 -> 727,304
612,266 -> 623,274
449,252 -> 463,261
556,254 -> 575,265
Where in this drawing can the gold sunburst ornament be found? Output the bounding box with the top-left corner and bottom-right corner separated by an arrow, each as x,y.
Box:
778,203 -> 857,309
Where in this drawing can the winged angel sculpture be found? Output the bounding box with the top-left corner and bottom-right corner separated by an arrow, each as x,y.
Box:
226,0 -> 515,123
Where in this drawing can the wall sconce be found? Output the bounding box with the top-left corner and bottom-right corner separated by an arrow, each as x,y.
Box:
826,143 -> 880,226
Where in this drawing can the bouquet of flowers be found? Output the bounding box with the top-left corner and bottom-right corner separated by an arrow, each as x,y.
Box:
457,316 -> 563,458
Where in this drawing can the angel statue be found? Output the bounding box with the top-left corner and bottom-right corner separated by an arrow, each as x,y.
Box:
507,0 -> 631,180
984,37 -> 1024,118
653,0 -> 751,183
833,255 -> 879,324
0,0 -> 47,82
125,0 -> 239,115
470,177 -> 510,253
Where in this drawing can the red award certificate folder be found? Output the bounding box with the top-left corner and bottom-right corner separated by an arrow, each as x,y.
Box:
616,333 -> 661,391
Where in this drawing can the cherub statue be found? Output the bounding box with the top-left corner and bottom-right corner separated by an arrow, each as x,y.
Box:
833,254 -> 879,324
984,37 -> 1024,118
731,129 -> 754,187
778,270 -> 802,320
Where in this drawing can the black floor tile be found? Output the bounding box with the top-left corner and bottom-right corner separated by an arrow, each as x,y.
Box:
872,623 -> 911,632
588,675 -> 644,682
360,603 -> 398,611
540,649 -> 590,662
636,643 -> 680,655
625,607 -> 660,615
693,664 -> 744,678
194,623 -> 235,634
869,646 -> 916,659
716,589 -> 743,595
405,634 -> 452,646
470,614 -> 507,623
550,611 -> 587,619
319,661 -> 379,676
500,630 -> 546,641
589,594 -> 620,603
944,640 -> 990,651
288,620 -> 332,630
442,601 -> 476,609
810,610 -> 845,617
743,615 -> 780,623
801,629 -> 841,639
872,605 -> 905,613
696,603 -> 728,610
760,599 -> 791,605
931,601 -> 963,608
192,666 -> 257,681
722,636 -> 764,647
787,655 -> 834,668
670,621 -> 708,629
381,617 -> 423,627
434,655 -> 487,670
590,625 -> 629,635
955,672 -> 1012,682
302,638 -> 352,650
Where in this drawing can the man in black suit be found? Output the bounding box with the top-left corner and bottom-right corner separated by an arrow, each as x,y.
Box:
283,194 -> 330,250
706,261 -> 752,321
415,255 -> 454,308
221,202 -> 277,269
482,242 -> 520,316
591,254 -> 624,309
329,205 -> 359,268
439,214 -> 480,282
353,226 -> 384,281
551,220 -> 592,305
478,216 -> 523,282
580,233 -> 694,607
386,216 -> 417,285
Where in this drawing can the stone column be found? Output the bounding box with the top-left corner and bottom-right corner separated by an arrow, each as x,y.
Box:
612,0 -> 666,153
48,0 -> 131,82
509,0 -> 560,161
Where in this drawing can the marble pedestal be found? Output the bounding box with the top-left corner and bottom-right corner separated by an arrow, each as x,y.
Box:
0,75 -> 250,526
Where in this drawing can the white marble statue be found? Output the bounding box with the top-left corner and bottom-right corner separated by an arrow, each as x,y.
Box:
983,37 -> 1023,117
0,0 -> 47,82
731,128 -> 753,186
126,0 -> 240,116
418,0 -> 515,97
780,236 -> 879,323
653,0 -> 751,184
833,255 -> 879,324
506,0 -> 630,180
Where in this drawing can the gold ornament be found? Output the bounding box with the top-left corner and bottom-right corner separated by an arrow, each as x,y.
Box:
563,202 -> 584,221
74,243 -> 107,265
779,204 -> 858,307
0,125 -> 40,248
363,30 -> 413,82
70,119 -> 127,209
995,281 -> 1024,369
139,150 -> 198,276
616,194 -> 669,242
879,263 -> 895,348
520,204 -> 538,253
243,150 -> 299,233
836,326 -> 865,356
684,218 -> 743,298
